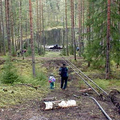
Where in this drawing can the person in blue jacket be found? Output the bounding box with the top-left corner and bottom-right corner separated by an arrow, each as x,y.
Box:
59,63 -> 68,90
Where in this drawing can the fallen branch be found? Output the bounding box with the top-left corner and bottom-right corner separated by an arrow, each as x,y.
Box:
79,88 -> 92,93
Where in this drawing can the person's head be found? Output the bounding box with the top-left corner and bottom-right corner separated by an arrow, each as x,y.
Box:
63,63 -> 66,67
50,73 -> 53,76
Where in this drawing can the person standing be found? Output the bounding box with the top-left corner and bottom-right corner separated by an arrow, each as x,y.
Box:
48,73 -> 56,89
59,63 -> 68,90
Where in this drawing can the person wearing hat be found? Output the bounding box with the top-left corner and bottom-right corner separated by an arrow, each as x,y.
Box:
48,73 -> 56,89
59,63 -> 68,90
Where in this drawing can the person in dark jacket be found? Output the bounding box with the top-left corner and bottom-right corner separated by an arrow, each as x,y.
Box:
59,63 -> 68,90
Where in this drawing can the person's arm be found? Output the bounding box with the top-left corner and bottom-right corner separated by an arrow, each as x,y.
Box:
49,76 -> 52,83
59,67 -> 62,71
66,67 -> 68,72
59,67 -> 62,75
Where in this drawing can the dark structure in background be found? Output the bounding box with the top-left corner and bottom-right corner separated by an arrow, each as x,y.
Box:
49,44 -> 62,50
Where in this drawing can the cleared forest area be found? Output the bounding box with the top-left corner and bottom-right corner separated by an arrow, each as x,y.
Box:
0,0 -> 120,120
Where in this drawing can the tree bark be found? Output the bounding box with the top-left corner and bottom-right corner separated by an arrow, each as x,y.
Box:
6,0 -> 11,56
36,0 -> 39,53
39,0 -> 42,55
70,0 -> 74,55
81,0 -> 84,54
87,1 -> 91,67
42,0 -> 45,54
10,0 -> 15,56
19,0 -> 22,51
65,0 -> 68,56
0,0 -> 2,53
78,0 -> 81,57
70,0 -> 76,60
0,0 -> 6,55
62,14 -> 65,49
29,0 -> 36,77
106,0 -> 111,79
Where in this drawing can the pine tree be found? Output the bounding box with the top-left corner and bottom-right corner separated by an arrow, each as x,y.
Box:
29,0 -> 36,77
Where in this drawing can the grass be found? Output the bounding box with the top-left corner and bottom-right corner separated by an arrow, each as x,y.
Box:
92,79 -> 110,90
107,79 -> 120,91
45,51 -> 61,57
0,85 -> 48,108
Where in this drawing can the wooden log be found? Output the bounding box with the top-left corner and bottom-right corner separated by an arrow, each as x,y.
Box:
40,100 -> 77,110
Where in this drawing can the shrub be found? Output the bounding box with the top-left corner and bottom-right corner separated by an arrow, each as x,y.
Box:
35,71 -> 47,85
1,57 -> 20,84
11,46 -> 17,56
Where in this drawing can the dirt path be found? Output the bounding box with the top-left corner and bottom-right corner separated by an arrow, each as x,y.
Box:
0,58 -> 120,120
0,81 -> 119,120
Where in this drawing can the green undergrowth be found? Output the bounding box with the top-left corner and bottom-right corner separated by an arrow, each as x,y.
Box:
91,79 -> 120,91
0,58 -> 49,108
44,51 -> 61,57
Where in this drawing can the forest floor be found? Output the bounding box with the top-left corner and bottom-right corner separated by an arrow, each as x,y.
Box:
0,54 -> 120,120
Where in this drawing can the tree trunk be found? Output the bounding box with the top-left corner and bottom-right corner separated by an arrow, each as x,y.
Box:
19,0 -> 22,51
62,15 -> 65,49
70,0 -> 74,55
65,0 -> 68,56
70,0 -> 76,60
10,0 -> 15,56
118,0 -> 120,60
0,0 -> 6,55
78,0 -> 81,57
42,0 -> 45,55
81,0 -> 84,54
36,0 -> 39,53
29,0 -> 36,77
106,0 -> 111,79
0,0 -> 2,53
26,14 -> 28,47
87,1 -> 91,67
6,0 -> 11,56
39,0 -> 42,55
